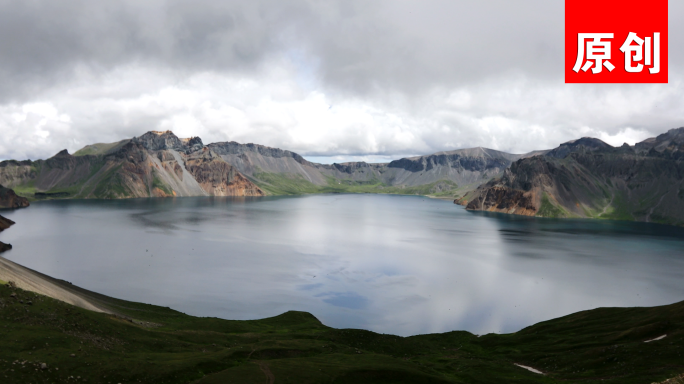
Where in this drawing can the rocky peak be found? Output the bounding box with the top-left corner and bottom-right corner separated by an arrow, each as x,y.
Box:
181,136 -> 204,153
207,141 -> 312,166
133,131 -> 204,153
54,149 -> 71,157
545,137 -> 612,159
635,127 -> 684,155
388,148 -> 513,173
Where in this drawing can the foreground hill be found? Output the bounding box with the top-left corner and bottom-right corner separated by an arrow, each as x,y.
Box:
0,257 -> 682,384
460,128 -> 684,226
0,131 -> 535,200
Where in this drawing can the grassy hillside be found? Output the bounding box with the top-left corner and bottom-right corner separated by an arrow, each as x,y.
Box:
1,282 -> 682,383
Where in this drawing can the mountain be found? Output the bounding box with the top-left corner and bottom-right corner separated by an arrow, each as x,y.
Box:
0,131 -> 264,199
208,142 -> 534,196
460,128 -> 684,226
0,131 -> 531,200
2,128 -> 683,226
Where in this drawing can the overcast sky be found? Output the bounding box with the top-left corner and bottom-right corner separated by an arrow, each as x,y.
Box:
1,0 -> 682,163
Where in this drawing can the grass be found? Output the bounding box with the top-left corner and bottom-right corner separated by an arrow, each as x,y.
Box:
537,193 -> 572,218
9,181 -> 37,199
599,192 -> 635,221
91,164 -> 131,199
152,171 -> 174,196
252,172 -> 459,198
8,158 -> 110,200
1,282 -> 683,384
73,141 -> 128,157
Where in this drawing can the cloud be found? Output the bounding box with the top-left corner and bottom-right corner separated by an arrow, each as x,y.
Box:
0,1 -> 682,161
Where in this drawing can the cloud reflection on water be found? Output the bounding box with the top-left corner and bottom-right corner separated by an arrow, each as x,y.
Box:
1,195 -> 683,336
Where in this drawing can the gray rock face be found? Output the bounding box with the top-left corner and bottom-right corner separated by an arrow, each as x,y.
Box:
210,142 -> 530,190
463,128 -> 684,226
133,131 -> 204,153
208,141 -> 312,165
635,127 -> 684,159
388,152 -> 511,173
545,137 -> 612,159
0,185 -> 29,209
0,213 -> 15,253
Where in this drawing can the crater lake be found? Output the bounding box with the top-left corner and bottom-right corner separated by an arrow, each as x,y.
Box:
1,194 -> 683,336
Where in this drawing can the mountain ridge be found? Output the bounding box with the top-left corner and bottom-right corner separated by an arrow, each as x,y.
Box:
0,130 -> 528,199
2,128 -> 683,226
460,127 -> 684,226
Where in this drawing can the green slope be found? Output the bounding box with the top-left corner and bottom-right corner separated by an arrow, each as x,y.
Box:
1,282 -> 682,384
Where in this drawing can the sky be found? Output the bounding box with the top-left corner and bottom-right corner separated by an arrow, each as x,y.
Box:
1,0 -> 683,163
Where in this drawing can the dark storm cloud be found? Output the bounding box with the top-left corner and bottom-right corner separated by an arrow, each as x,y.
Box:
3,0 -> 683,98
0,1 -> 683,161
0,0 -> 288,101
0,1 -> 612,99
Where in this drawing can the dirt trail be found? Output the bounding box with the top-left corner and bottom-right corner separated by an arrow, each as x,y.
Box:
645,334 -> 667,343
646,194 -> 667,222
254,361 -> 275,384
0,256 -> 114,314
514,363 -> 544,375
599,195 -> 615,217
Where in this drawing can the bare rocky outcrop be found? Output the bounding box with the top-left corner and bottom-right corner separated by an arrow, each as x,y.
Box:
0,214 -> 15,253
0,185 -> 29,209
464,185 -> 538,216
133,130 -> 203,153
0,131 -> 263,199
185,148 -> 264,196
462,128 -> 684,226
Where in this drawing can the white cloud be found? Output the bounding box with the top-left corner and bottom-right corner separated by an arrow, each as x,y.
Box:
0,1 -> 683,161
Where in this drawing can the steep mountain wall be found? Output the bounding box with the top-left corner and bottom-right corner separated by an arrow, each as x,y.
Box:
461,129 -> 684,226
0,131 -> 263,199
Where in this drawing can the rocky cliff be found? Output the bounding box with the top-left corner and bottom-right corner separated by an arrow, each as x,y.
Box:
0,185 -> 29,209
0,131 -> 263,199
461,128 -> 684,226
0,214 -> 14,253
185,148 -> 264,196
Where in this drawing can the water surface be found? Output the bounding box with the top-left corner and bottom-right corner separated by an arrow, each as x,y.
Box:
2,194 -> 683,336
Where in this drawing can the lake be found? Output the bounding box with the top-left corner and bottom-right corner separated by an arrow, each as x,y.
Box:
1,194 -> 683,336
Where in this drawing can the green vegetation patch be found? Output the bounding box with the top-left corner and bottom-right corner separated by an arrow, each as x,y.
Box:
152,171 -> 174,195
252,172 -> 323,195
9,181 -> 37,199
537,193 -> 571,218
1,283 -> 684,384
73,140 -> 128,157
91,164 -> 132,199
599,192 -> 635,221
